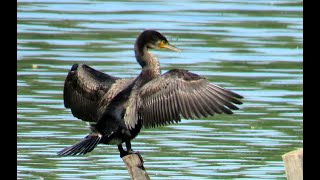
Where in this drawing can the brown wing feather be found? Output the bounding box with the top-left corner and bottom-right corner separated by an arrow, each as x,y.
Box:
128,69 -> 243,129
63,64 -> 119,122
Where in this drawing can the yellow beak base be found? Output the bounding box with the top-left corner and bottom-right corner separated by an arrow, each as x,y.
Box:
159,41 -> 181,52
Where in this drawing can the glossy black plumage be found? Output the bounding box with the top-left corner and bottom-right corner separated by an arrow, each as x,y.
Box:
57,30 -> 243,157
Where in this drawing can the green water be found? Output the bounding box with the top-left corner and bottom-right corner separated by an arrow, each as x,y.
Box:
17,0 -> 303,179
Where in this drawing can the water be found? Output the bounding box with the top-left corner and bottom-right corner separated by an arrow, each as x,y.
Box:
17,0 -> 303,179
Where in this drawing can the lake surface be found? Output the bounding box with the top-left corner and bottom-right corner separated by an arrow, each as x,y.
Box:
17,0 -> 303,179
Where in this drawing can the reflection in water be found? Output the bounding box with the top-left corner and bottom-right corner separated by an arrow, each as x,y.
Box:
17,0 -> 302,179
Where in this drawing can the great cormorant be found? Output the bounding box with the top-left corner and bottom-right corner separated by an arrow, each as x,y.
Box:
57,30 -> 243,157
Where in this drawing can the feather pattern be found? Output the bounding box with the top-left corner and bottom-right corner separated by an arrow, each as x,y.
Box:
64,64 -> 135,122
63,64 -> 119,122
57,134 -> 102,156
125,69 -> 243,129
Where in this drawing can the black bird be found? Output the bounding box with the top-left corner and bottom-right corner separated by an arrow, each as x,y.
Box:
57,30 -> 243,157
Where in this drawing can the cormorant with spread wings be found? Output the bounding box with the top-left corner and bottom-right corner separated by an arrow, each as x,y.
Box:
57,30 -> 243,157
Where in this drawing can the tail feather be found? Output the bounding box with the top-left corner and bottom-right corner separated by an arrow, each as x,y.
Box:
57,134 -> 102,156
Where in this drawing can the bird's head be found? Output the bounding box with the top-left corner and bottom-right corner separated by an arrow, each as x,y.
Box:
136,30 -> 181,52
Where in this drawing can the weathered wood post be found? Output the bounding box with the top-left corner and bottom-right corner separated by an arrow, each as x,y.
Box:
122,153 -> 150,180
282,148 -> 303,180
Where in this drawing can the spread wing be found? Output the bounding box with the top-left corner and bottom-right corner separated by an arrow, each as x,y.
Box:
63,64 -> 120,122
125,69 -> 243,129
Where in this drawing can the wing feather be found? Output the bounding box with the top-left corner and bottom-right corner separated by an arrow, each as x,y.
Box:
63,64 -> 119,122
125,69 -> 243,129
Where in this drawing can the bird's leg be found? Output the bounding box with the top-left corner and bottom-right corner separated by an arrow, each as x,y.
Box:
118,144 -> 128,158
125,141 -> 133,153
118,142 -> 143,162
118,142 -> 137,158
125,141 -> 143,163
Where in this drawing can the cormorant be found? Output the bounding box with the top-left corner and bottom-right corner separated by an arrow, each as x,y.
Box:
57,30 -> 243,157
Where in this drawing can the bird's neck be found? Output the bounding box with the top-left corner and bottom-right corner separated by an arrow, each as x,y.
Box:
134,45 -> 161,80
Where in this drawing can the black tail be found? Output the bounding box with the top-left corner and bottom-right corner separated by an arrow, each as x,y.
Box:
57,134 -> 102,156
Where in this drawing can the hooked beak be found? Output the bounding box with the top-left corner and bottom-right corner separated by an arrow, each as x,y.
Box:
159,41 -> 181,52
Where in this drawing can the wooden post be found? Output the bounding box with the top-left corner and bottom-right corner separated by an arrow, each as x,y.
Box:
282,148 -> 303,180
122,153 -> 150,180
